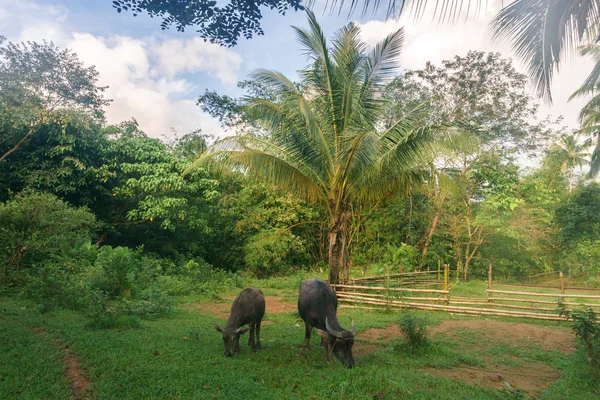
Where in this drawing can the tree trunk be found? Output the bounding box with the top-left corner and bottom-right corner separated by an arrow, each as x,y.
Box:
569,166 -> 573,193
421,198 -> 445,260
328,210 -> 349,285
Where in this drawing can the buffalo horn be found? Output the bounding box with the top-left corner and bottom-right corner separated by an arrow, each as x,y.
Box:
350,317 -> 356,337
325,317 -> 344,338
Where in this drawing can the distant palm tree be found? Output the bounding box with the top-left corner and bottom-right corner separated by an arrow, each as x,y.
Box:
194,10 -> 443,283
550,135 -> 591,192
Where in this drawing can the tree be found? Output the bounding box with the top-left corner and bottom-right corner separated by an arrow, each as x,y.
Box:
193,11 -> 442,283
384,51 -> 557,155
549,134 -> 590,192
112,0 -> 304,46
0,39 -> 109,163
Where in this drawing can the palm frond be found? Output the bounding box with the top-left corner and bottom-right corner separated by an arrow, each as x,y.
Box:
491,0 -> 600,103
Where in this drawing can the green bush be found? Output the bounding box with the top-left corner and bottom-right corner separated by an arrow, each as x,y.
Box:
559,304 -> 600,376
0,191 -> 97,286
398,313 -> 430,351
244,229 -> 310,277
87,246 -> 161,298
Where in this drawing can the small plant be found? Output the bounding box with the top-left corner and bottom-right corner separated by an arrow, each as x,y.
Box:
398,313 -> 429,351
500,383 -> 525,399
558,303 -> 600,376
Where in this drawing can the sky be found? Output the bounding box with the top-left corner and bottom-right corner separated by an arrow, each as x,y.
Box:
0,0 -> 595,140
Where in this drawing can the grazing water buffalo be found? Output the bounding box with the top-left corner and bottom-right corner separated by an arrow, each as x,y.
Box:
215,288 -> 265,356
298,278 -> 356,368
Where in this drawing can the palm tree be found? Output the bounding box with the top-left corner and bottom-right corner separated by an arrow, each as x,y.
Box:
193,11 -> 442,284
573,98 -> 600,177
307,0 -> 600,103
550,135 -> 591,192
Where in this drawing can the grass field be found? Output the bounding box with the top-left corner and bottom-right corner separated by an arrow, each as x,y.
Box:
1,283 -> 598,399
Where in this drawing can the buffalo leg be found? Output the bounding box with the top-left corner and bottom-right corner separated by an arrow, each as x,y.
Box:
321,336 -> 331,363
248,322 -> 257,352
234,335 -> 240,355
299,323 -> 312,358
256,320 -> 262,350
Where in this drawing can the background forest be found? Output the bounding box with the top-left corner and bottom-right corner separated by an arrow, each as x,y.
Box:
1,28 -> 599,321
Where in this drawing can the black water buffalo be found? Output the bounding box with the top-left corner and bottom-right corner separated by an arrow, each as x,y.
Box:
215,288 -> 265,356
298,278 -> 356,368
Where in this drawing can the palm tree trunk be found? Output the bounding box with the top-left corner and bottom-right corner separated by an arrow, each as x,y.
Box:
328,210 -> 349,285
569,166 -> 574,193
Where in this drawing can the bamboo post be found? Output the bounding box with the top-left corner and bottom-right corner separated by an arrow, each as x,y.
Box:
444,264 -> 449,305
559,271 -> 565,303
438,260 -> 441,281
488,264 -> 493,304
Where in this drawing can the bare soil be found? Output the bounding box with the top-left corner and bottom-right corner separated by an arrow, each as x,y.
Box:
359,319 -> 574,396
353,342 -> 381,358
62,345 -> 92,399
430,319 -> 574,354
184,295 -> 297,320
32,327 -> 92,399
422,359 -> 560,396
357,324 -> 403,343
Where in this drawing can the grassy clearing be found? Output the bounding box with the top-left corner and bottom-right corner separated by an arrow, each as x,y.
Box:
0,292 -> 598,400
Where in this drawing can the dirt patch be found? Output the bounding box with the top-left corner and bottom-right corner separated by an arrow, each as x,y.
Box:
357,324 -> 403,343
353,342 -> 381,358
423,358 -> 560,396
33,327 -> 48,335
184,295 -> 297,320
430,319 -> 574,354
62,344 -> 92,399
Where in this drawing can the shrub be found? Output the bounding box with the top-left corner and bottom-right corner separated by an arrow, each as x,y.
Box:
398,313 -> 430,351
559,304 -> 600,376
87,246 -> 161,298
244,229 -> 310,277
0,191 -> 96,286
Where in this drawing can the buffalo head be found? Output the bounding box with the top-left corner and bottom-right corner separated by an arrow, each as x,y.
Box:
215,325 -> 249,356
316,316 -> 356,368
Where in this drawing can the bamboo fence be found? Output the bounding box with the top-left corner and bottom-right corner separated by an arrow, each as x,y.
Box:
334,264 -> 600,321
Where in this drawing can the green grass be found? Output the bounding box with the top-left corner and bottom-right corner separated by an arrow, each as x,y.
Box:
1,294 -> 598,400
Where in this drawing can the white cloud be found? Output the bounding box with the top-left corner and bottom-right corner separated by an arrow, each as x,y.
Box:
0,0 -> 69,44
152,37 -> 242,85
1,1 -> 238,139
358,0 -> 595,128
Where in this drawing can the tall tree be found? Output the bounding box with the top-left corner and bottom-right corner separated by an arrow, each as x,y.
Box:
0,38 -> 109,163
192,11 -> 443,283
549,134 -> 590,192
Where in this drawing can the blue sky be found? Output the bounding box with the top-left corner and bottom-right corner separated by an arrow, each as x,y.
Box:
0,0 -> 594,139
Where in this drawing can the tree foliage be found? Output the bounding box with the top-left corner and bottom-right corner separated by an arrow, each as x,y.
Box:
194,10 -> 446,283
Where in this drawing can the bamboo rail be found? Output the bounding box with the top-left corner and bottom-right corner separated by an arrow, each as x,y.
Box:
487,289 -> 600,300
337,297 -> 567,321
490,297 -> 600,308
332,284 -> 449,294
494,282 -> 600,292
338,266 -> 597,321
336,292 -> 446,302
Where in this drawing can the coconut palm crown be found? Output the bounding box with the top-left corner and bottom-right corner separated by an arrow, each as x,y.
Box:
192,10 -> 444,283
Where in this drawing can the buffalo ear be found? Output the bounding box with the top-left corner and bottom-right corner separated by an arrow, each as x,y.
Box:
315,329 -> 328,339
215,324 -> 225,333
236,327 -> 250,335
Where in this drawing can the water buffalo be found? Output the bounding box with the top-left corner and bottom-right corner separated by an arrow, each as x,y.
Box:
214,288 -> 265,356
298,278 -> 356,368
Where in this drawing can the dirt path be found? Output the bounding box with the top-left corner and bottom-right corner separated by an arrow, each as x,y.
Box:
33,327 -> 92,400
184,295 -> 297,320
